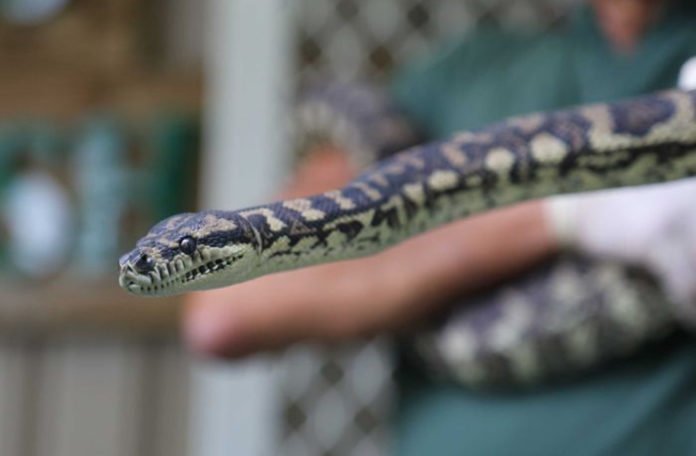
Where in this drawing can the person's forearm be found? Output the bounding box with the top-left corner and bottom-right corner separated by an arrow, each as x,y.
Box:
262,150 -> 558,338
362,201 -> 558,329
285,148 -> 558,327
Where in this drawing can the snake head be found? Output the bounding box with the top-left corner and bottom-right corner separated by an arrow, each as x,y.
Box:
119,211 -> 261,296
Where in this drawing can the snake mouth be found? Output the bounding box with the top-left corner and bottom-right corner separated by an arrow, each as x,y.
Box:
180,258 -> 234,284
119,256 -> 239,296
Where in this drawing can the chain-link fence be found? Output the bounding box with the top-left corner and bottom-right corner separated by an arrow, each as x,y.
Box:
278,1 -> 575,455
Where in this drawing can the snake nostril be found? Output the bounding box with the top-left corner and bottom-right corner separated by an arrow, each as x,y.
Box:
134,254 -> 155,274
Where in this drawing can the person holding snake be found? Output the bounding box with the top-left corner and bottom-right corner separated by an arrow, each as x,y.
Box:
121,0 -> 696,454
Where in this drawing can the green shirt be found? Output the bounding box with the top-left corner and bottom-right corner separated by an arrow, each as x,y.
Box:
390,2 -> 696,455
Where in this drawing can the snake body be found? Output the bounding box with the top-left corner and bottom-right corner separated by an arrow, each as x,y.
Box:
120,89 -> 696,298
412,253 -> 677,387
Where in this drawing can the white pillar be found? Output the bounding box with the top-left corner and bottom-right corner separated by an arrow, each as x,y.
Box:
189,1 -> 293,455
201,0 -> 292,209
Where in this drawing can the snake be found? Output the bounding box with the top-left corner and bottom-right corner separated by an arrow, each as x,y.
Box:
119,89 -> 696,383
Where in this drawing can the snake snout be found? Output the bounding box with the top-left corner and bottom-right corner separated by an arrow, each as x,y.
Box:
118,252 -> 130,268
118,263 -> 136,287
118,261 -> 149,294
118,265 -> 135,290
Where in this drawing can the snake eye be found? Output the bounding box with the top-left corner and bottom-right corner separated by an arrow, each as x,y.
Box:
179,236 -> 197,255
134,254 -> 155,273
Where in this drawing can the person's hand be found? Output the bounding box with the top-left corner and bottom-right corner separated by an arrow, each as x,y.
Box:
545,178 -> 696,323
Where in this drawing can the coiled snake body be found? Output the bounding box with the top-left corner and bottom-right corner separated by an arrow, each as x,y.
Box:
120,89 -> 696,383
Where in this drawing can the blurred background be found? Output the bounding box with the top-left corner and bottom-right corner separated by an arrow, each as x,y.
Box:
0,1 -> 573,455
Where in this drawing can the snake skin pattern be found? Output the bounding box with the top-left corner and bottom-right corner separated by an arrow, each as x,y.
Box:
410,253 -> 676,388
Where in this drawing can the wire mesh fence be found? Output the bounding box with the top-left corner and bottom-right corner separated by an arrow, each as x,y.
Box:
279,1 -> 575,455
